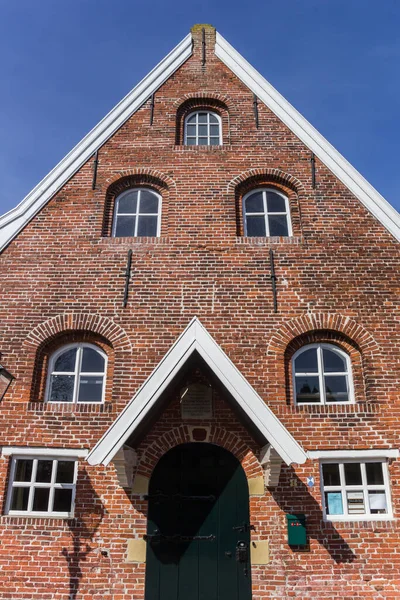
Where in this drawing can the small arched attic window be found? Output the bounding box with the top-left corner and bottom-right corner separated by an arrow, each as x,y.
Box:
293,343 -> 354,405
184,111 -> 222,146
46,343 -> 107,404
243,188 -> 292,237
112,188 -> 161,237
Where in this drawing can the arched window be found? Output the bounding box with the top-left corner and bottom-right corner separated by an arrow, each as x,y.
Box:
292,343 -> 353,405
184,111 -> 222,146
46,343 -> 106,403
243,188 -> 292,237
112,188 -> 161,237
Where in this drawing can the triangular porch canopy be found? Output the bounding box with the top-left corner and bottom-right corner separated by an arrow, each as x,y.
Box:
87,318 -> 307,467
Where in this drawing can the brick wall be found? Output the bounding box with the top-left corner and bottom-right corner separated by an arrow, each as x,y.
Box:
0,24 -> 399,599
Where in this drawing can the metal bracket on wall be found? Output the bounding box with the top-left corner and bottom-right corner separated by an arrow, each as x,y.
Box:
269,249 -> 278,313
253,94 -> 259,128
122,249 -> 133,308
149,93 -> 155,125
310,152 -> 316,189
92,150 -> 99,190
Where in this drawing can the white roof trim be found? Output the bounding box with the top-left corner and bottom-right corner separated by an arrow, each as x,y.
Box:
1,447 -> 88,458
0,34 -> 193,252
308,449 -> 399,460
215,33 -> 400,242
87,317 -> 307,467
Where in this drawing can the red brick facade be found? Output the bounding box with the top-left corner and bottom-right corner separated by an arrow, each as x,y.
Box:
0,24 -> 399,599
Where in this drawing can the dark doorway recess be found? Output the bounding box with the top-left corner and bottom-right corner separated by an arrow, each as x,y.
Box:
144,443 -> 252,600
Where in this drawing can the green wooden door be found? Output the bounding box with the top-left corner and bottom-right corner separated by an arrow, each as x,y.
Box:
145,443 -> 252,600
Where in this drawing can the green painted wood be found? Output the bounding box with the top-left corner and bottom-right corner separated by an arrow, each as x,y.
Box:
145,443 -> 252,600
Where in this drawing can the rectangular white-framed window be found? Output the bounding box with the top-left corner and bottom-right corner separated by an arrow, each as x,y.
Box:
320,459 -> 393,521
5,456 -> 77,517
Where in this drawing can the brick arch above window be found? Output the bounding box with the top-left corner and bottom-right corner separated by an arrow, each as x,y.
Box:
134,425 -> 263,482
102,169 -> 175,237
267,313 -> 382,406
228,169 -> 305,237
175,96 -> 230,145
23,313 -> 132,353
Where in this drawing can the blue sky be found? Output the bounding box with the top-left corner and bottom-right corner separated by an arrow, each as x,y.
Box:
0,0 -> 399,215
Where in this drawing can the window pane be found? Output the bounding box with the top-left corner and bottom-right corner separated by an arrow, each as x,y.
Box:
14,459 -> 33,482
186,114 -> 196,124
210,125 -> 219,136
210,137 -> 219,146
322,463 -> 340,486
324,375 -> 349,402
137,215 -> 158,237
54,348 -> 77,373
32,488 -> 50,512
53,489 -> 73,513
346,491 -> 365,514
11,487 -> 29,511
266,192 -> 286,213
366,463 -> 384,485
77,375 -> 104,403
117,191 -> 138,214
245,192 -> 264,213
325,491 -> 343,515
186,137 -> 196,145
186,124 -> 196,136
246,216 -> 266,237
49,375 -> 75,403
344,463 -> 362,485
115,215 -> 135,237
81,347 -> 105,373
139,191 -> 159,214
198,113 -> 207,123
323,348 -> 347,373
294,348 -> 318,373
209,114 -> 218,123
56,461 -> 75,484
268,215 -> 289,236
368,491 -> 387,514
36,460 -> 53,483
198,125 -> 208,136
295,376 -> 320,403
198,137 -> 208,145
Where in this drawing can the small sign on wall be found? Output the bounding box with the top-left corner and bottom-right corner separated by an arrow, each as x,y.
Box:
180,383 -> 213,420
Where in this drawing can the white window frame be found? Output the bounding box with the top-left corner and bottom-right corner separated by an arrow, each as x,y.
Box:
320,458 -> 393,521
112,188 -> 162,238
292,343 -> 354,406
243,188 -> 293,237
46,343 -> 107,404
5,455 -> 77,518
184,111 -> 222,146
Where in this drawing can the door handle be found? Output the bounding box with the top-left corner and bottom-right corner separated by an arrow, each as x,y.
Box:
225,551 -> 232,557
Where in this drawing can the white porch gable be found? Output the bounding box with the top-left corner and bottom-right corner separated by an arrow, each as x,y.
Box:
87,318 -> 307,467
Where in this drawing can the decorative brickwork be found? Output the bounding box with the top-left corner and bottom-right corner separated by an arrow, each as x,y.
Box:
0,23 -> 399,600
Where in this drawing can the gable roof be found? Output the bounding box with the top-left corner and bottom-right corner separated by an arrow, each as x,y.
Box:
0,28 -> 399,251
87,318 -> 307,467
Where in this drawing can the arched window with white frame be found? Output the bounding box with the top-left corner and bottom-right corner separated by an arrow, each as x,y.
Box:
292,343 -> 354,405
243,188 -> 292,237
46,343 -> 107,404
184,111 -> 222,146
113,188 -> 161,237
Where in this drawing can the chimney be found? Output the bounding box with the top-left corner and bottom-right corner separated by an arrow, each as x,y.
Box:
190,24 -> 216,66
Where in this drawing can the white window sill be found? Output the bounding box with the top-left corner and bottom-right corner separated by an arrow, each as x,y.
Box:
324,515 -> 394,523
5,512 -> 73,519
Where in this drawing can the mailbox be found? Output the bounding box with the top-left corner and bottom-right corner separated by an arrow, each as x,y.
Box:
286,514 -> 307,546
